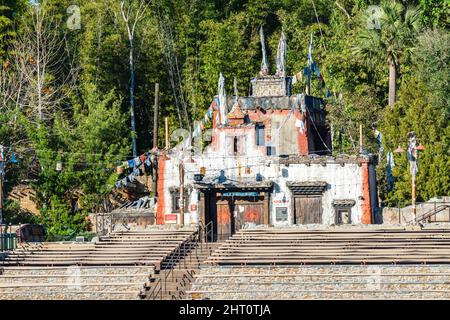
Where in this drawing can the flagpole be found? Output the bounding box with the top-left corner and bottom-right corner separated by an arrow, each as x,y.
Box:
307,33 -> 312,95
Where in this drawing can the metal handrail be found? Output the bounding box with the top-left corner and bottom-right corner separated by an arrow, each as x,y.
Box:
146,277 -> 162,300
146,225 -> 207,300
161,229 -> 200,297
414,204 -> 450,223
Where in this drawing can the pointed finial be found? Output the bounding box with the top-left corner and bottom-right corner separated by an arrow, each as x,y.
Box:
218,72 -> 225,95
218,72 -> 227,125
259,26 -> 269,76
233,77 -> 238,102
276,31 -> 286,77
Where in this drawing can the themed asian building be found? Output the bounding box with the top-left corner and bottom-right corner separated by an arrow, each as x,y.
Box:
155,32 -> 379,241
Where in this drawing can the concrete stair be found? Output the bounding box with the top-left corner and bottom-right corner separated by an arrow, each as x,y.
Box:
144,242 -> 222,300
0,266 -> 154,300
0,229 -> 197,300
188,264 -> 450,300
1,230 -> 195,269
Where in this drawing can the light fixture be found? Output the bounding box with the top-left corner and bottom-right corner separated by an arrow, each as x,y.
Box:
56,161 -> 63,172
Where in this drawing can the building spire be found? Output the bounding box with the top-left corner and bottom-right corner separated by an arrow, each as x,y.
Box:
218,72 -> 227,125
276,31 -> 286,77
259,26 -> 269,76
233,77 -> 238,103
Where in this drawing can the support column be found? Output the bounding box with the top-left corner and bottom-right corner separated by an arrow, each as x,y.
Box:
199,192 -> 205,226
263,191 -> 269,225
361,161 -> 372,224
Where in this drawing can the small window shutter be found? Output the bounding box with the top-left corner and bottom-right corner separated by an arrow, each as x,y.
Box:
256,124 -> 265,146
226,136 -> 234,155
238,136 -> 246,155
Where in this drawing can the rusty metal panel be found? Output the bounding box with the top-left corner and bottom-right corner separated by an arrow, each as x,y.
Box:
217,201 -> 231,240
234,200 -> 264,233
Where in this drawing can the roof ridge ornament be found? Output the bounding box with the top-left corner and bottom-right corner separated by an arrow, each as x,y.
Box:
233,77 -> 239,104
276,31 -> 286,77
218,72 -> 227,125
259,26 -> 269,76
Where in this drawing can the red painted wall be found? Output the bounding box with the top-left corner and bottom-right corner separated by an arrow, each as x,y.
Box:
156,155 -> 167,225
360,161 -> 372,224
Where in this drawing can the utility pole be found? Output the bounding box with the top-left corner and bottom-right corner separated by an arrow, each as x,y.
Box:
307,33 -> 313,95
0,145 -> 5,225
179,159 -> 184,227
152,83 -> 159,196
165,117 -> 169,149
359,124 -> 363,154
153,83 -> 159,149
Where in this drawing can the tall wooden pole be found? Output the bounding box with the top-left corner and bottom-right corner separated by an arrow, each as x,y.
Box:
165,118 -> 169,149
152,84 -> 159,196
359,124 -> 363,154
179,160 -> 184,226
153,83 -> 159,149
412,174 -> 416,223
0,164 -> 3,225
0,146 -> 4,225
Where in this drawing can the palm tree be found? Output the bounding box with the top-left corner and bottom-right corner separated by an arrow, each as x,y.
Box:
354,1 -> 421,108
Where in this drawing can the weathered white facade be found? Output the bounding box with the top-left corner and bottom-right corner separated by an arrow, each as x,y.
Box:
160,154 -> 372,226
156,71 -> 378,240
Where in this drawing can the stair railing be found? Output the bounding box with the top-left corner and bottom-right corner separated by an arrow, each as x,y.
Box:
146,229 -> 202,300
146,278 -> 162,300
162,229 -> 199,297
413,202 -> 450,224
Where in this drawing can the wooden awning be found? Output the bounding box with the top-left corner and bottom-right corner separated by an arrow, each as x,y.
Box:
194,180 -> 273,192
286,181 -> 328,195
332,199 -> 356,207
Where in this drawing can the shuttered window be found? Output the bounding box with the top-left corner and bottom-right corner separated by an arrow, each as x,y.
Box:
227,135 -> 246,155
255,124 -> 265,146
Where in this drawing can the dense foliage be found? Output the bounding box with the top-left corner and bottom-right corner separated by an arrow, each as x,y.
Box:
0,0 -> 448,236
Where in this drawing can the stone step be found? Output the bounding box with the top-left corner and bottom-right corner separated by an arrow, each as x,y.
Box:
190,281 -> 450,291
188,289 -> 450,300
0,291 -> 141,300
0,274 -> 151,285
0,266 -> 154,276
197,265 -> 450,275
0,282 -> 147,293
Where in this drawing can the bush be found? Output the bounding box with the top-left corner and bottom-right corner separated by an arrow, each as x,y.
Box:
38,196 -> 89,242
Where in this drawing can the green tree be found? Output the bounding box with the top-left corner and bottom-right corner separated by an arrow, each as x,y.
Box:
354,1 -> 421,108
0,0 -> 27,59
380,78 -> 449,206
22,84 -> 129,239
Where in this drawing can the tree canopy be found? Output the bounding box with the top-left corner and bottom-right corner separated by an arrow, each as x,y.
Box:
0,0 -> 448,236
